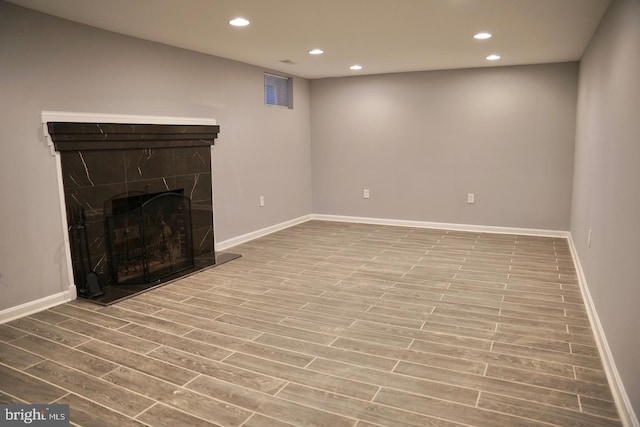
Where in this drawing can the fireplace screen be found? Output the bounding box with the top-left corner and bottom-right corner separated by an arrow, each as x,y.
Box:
105,190 -> 194,285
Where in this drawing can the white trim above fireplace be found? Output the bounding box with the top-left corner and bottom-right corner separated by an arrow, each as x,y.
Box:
41,111 -> 218,125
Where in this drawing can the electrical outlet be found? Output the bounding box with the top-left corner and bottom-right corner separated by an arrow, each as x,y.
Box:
259,196 -> 265,207
363,189 -> 370,199
467,193 -> 475,204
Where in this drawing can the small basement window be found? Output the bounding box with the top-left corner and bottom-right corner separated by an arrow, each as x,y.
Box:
264,73 -> 292,108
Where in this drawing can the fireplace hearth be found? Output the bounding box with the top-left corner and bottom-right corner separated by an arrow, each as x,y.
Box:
46,118 -> 240,305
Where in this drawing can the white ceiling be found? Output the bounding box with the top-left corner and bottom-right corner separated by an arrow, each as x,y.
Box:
7,0 -> 611,79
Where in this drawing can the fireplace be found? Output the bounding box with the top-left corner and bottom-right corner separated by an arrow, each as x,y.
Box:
44,114 -> 240,304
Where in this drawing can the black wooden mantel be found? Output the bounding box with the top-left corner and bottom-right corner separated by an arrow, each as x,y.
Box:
47,122 -> 220,152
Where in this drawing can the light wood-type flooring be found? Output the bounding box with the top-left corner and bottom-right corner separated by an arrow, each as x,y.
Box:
0,221 -> 622,426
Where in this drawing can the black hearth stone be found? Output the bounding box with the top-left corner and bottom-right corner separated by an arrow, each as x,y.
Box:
79,251 -> 241,305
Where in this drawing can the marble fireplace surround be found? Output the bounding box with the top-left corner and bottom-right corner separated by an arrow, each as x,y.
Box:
42,111 -> 240,305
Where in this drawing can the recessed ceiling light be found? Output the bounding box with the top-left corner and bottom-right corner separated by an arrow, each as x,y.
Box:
229,17 -> 250,27
474,32 -> 492,40
350,65 -> 363,70
308,49 -> 324,55
486,54 -> 501,61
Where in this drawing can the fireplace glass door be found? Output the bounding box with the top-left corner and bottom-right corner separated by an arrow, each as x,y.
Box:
105,191 -> 194,285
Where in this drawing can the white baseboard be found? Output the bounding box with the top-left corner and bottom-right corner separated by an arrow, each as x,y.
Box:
311,214 -> 570,238
216,214 -> 313,251
216,214 -> 570,252
567,235 -> 639,427
0,285 -> 76,325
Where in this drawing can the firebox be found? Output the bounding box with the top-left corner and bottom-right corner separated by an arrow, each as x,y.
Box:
105,190 -> 194,285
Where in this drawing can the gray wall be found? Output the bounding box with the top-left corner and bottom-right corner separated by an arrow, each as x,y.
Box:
310,63 -> 578,230
572,0 -> 640,417
0,2 -> 312,310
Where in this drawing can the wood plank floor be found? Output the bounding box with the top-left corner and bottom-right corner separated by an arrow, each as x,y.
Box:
0,220 -> 622,426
